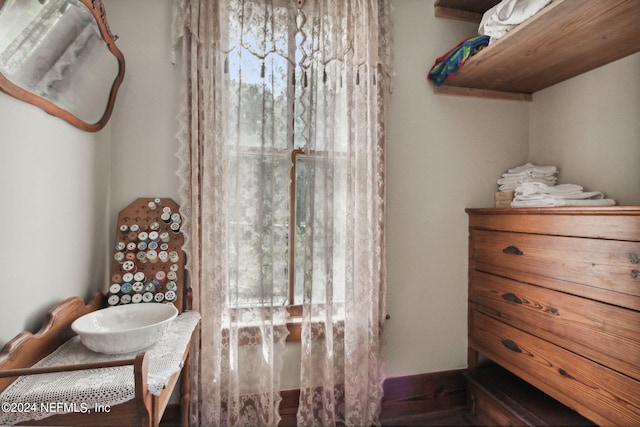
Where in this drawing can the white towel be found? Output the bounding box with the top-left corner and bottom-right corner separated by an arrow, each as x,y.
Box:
498,178 -> 557,192
511,181 -> 616,207
510,198 -> 557,207
515,182 -> 608,200
516,182 -> 582,196
479,0 -> 553,41
506,162 -> 557,175
555,199 -> 616,207
512,198 -> 616,207
498,176 -> 557,186
497,164 -> 558,191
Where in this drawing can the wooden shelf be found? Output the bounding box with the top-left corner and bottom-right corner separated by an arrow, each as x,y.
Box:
433,0 -> 640,100
434,0 -> 499,23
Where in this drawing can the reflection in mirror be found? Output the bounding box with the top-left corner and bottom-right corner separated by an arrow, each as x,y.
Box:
0,0 -> 124,131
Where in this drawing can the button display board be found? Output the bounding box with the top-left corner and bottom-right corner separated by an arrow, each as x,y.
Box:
109,198 -> 185,312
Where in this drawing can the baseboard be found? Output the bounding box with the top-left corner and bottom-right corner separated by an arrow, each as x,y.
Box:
281,369 -> 467,425
280,388 -> 302,426
163,369 -> 467,426
380,369 -> 467,422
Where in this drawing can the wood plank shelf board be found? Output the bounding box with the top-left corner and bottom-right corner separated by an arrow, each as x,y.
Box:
433,0 -> 640,100
434,0 -> 499,23
434,85 -> 532,101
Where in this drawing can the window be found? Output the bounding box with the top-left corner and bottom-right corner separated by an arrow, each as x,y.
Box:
224,1 -> 348,321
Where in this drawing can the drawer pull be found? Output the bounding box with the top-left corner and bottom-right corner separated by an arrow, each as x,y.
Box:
501,339 -> 522,353
503,245 -> 523,255
547,306 -> 560,316
558,368 -> 575,380
631,252 -> 639,265
502,292 -> 523,304
632,270 -> 639,279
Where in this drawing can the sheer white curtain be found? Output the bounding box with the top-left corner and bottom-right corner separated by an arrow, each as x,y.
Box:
173,0 -> 391,425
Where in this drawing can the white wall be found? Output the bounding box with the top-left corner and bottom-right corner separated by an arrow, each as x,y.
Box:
529,52 -> 640,205
383,0 -> 529,378
106,0 -> 181,222
0,96 -> 111,347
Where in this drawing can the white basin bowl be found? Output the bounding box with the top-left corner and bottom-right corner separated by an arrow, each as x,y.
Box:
71,303 -> 178,354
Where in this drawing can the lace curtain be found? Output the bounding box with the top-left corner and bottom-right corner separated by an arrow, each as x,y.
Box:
172,0 -> 391,425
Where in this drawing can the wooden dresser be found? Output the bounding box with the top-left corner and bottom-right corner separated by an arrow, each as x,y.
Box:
466,207 -> 640,426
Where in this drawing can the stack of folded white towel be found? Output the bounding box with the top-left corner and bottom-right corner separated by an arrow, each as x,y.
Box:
511,182 -> 616,207
497,162 -> 617,207
497,162 -> 557,192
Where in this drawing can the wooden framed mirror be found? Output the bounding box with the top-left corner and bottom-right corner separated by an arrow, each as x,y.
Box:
0,0 -> 124,132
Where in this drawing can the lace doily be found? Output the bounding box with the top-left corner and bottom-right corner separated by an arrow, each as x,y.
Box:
0,310 -> 200,425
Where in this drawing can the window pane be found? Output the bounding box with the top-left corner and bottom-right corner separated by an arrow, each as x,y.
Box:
226,2 -> 292,151
223,3 -> 353,309
293,155 -> 347,306
228,153 -> 290,307
224,2 -> 293,308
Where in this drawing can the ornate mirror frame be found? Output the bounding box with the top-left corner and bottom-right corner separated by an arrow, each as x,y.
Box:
0,0 -> 125,132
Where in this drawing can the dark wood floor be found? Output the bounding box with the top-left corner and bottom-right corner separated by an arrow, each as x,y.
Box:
161,401 -> 476,426
382,407 -> 476,427
162,407 -> 476,426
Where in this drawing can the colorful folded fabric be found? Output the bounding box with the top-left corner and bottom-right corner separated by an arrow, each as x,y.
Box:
427,35 -> 490,86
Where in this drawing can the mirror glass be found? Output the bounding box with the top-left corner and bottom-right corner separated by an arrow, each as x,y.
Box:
0,0 -> 124,131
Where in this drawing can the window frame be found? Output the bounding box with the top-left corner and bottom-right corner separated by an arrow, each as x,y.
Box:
288,148 -> 305,319
224,2 -> 349,340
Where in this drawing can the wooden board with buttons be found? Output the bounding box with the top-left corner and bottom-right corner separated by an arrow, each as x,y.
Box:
109,198 -> 186,312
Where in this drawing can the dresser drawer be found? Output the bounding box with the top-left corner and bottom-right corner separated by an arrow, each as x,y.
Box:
466,365 -> 595,427
469,310 -> 640,426
469,270 -> 640,382
467,207 -> 640,241
470,229 -> 640,310
467,377 -> 528,427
